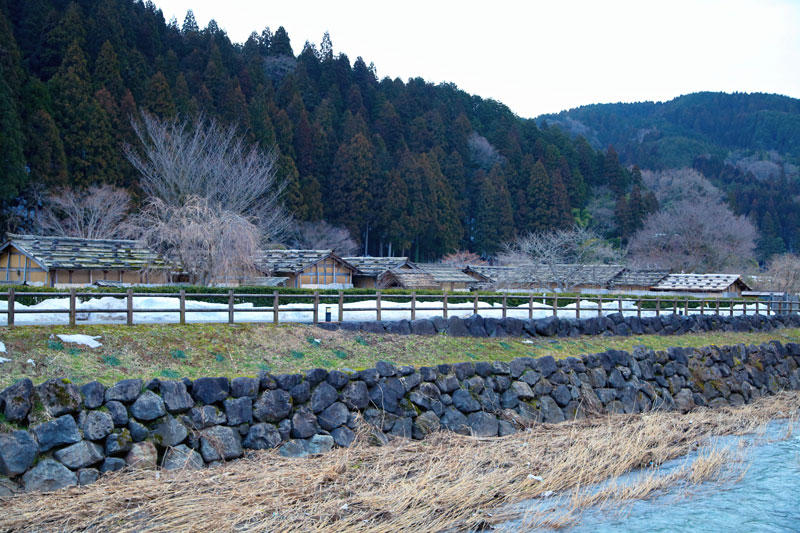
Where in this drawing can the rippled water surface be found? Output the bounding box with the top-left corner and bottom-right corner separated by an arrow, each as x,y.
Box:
502,420 -> 800,532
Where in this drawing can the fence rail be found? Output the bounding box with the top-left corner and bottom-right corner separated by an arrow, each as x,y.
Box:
0,288 -> 798,327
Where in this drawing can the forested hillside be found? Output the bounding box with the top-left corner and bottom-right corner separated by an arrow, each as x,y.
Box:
0,0 -> 642,260
541,92 -> 800,259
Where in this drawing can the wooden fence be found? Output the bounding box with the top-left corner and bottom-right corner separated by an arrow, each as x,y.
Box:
1,288 -> 799,327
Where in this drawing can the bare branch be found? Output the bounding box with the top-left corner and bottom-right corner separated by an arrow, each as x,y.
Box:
289,220 -> 359,256
36,185 -> 131,239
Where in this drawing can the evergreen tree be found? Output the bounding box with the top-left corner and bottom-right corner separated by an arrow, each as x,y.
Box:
0,66 -> 27,201
144,71 -> 176,117
329,133 -> 374,241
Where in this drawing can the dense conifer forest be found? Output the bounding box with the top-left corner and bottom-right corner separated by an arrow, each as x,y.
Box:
0,0 -> 648,260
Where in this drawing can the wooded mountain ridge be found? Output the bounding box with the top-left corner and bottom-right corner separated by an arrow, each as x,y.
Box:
0,0 -> 647,261
541,92 -> 800,259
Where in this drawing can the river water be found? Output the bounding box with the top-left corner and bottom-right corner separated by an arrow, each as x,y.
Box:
500,420 -> 800,532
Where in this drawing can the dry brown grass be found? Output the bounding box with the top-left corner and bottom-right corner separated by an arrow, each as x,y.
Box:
2,392 -> 798,532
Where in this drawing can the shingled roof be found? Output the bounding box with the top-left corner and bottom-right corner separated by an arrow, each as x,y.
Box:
608,269 -> 670,288
380,271 -> 440,289
468,264 -> 625,287
652,274 -> 751,292
415,263 -> 479,283
2,234 -> 172,271
344,256 -> 414,276
256,249 -> 357,274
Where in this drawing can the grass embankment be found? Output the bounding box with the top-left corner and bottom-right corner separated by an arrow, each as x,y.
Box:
2,392 -> 797,532
1,323 -> 799,387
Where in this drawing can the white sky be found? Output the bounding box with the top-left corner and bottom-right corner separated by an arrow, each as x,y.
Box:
152,0 -> 800,118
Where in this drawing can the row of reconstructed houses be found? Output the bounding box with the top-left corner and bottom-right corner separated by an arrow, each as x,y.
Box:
0,234 -> 752,296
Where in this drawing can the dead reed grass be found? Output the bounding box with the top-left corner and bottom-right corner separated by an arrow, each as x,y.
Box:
2,392 -> 798,533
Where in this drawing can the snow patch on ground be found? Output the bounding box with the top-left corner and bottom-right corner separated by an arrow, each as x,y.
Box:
56,334 -> 102,348
0,341 -> 5,353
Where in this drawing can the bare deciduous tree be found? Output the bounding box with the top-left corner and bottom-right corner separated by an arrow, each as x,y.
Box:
763,254 -> 800,293
124,113 -> 289,283
500,226 -> 622,291
641,168 -> 722,207
37,184 -> 130,239
131,196 -> 259,285
627,200 -> 757,273
289,220 -> 359,256
440,250 -> 487,267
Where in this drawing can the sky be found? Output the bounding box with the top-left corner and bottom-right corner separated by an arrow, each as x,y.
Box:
152,0 -> 800,118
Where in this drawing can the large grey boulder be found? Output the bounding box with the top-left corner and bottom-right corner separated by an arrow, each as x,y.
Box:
441,407 -> 470,435
79,381 -> 106,409
105,400 -> 129,426
22,459 -> 77,492
105,379 -> 143,403
413,411 -> 441,438
310,382 -> 338,413
539,395 -> 566,423
340,381 -> 369,410
451,389 -> 481,413
230,377 -> 259,398
191,377 -> 230,405
200,425 -> 243,462
160,380 -> 194,413
0,430 -> 37,476
331,426 -> 356,447
291,409 -> 318,439
77,468 -> 99,486
317,402 -> 349,431
162,444 -> 205,470
35,378 -> 82,417
54,440 -> 104,469
130,390 -> 166,421
278,439 -> 308,458
153,415 -> 188,448
467,412 -> 499,437
32,414 -> 81,452
253,389 -> 292,423
305,434 -> 334,455
243,423 -> 282,450
81,410 -> 114,441
223,397 -> 253,426
2,378 -> 33,422
126,441 -> 157,469
188,405 -> 226,429
105,429 -> 133,455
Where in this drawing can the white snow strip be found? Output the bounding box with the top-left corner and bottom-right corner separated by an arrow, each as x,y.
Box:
0,341 -> 5,353
0,357 -> 10,364
56,334 -> 102,348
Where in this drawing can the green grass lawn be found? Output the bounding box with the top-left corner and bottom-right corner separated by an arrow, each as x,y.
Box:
1,323 -> 798,387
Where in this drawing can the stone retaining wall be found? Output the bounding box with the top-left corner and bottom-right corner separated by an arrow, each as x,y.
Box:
319,310 -> 800,337
2,322 -> 800,494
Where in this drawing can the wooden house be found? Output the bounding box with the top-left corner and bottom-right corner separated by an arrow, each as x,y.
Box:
255,249 -> 357,289
380,271 -> 440,290
0,234 -> 174,287
465,263 -> 624,291
415,264 -> 484,291
607,269 -> 670,292
651,274 -> 752,297
344,256 -> 418,288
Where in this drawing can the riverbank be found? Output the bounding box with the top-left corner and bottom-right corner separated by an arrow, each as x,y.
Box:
2,322 -> 799,387
2,391 -> 797,532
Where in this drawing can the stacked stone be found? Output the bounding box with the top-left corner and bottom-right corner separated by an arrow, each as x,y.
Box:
2,341 -> 800,494
319,311 -> 800,338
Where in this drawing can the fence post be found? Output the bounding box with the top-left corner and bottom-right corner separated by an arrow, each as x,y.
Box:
228,290 -> 234,325
411,291 -> 417,321
529,295 -> 534,319
474,293 -> 479,316
597,296 -> 603,317
553,295 -> 558,317
376,291 -> 381,321
700,299 -> 704,316
338,291 -> 344,322
673,298 -> 677,316
618,296 -> 623,315
7,288 -> 14,327
443,291 -> 448,320
753,300 -> 756,316
313,291 -> 319,325
729,298 -> 734,317
715,299 -> 720,316
684,298 -> 689,316
126,289 -> 133,326
69,288 -> 76,327
179,289 -> 186,325
655,297 -> 660,317
636,298 -> 641,319
576,297 -> 581,319
502,293 -> 507,318
273,291 -> 279,324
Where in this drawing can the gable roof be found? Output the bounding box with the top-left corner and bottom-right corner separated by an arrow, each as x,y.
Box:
344,256 -> 415,276
651,274 -> 751,292
380,270 -> 440,289
415,263 -> 478,283
608,269 -> 670,288
1,234 -> 172,271
471,264 -> 625,287
256,249 -> 357,274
